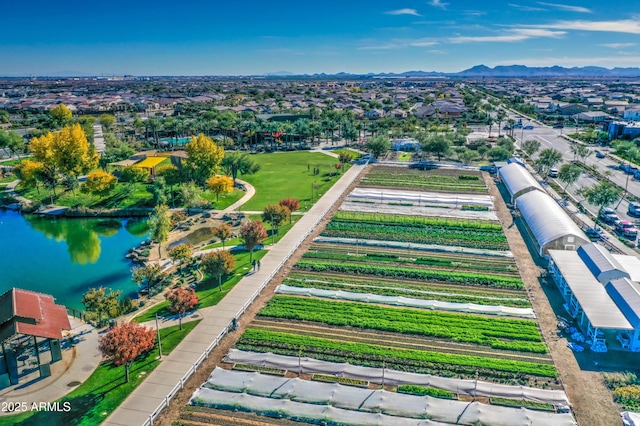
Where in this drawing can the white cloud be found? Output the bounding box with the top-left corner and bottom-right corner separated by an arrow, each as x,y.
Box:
537,2 -> 593,13
509,3 -> 546,11
428,50 -> 449,54
599,43 -> 636,48
386,8 -> 421,16
358,38 -> 438,50
429,0 -> 448,9
537,19 -> 640,34
449,28 -> 565,43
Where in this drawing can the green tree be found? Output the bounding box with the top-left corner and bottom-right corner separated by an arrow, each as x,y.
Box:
220,152 -> 261,184
421,135 -> 452,161
120,166 -> 150,191
180,181 -> 207,212
366,135 -> 391,158
81,287 -> 121,326
168,243 -> 192,271
50,104 -> 73,127
570,143 -> 592,164
580,181 -> 622,227
558,163 -> 582,190
148,204 -> 172,257
131,263 -> 167,296
156,165 -> 182,206
201,250 -> 236,291
522,140 -> 541,158
99,114 -> 116,131
534,148 -> 563,178
262,204 -> 290,238
13,159 -> 45,195
184,133 -> 225,184
0,129 -> 26,158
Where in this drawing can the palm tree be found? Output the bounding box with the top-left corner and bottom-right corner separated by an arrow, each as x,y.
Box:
496,110 -> 507,137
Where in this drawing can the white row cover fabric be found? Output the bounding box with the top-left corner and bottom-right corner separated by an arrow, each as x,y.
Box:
192,368 -> 576,426
223,349 -> 570,406
192,387 -> 449,426
348,187 -> 494,208
314,236 -> 514,257
515,190 -> 589,254
498,162 -> 543,202
622,411 -> 640,426
275,285 -> 536,319
340,200 -> 500,221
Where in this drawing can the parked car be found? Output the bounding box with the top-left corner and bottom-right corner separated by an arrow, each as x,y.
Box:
629,202 -> 640,217
503,125 -> 511,130
599,207 -> 619,224
552,123 -> 565,129
548,168 -> 559,178
524,125 -> 534,130
595,150 -> 606,159
616,221 -> 638,238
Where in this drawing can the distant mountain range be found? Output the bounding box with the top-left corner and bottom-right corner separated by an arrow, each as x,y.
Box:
4,65 -> 640,78
265,65 -> 640,78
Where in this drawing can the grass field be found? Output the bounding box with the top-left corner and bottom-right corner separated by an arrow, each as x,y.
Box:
240,152 -> 348,211
0,321 -> 200,426
133,249 -> 267,323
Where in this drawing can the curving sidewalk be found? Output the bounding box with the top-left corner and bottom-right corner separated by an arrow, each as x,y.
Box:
103,163 -> 367,426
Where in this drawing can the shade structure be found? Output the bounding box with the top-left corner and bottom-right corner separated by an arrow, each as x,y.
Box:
516,190 -> 589,255
498,162 -> 543,203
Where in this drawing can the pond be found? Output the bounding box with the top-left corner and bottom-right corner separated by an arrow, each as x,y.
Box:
0,210 -> 149,310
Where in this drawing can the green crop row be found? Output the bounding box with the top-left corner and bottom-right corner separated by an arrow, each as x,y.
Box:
302,250 -> 519,275
237,328 -> 558,378
294,260 -> 524,290
397,384 -> 456,399
332,212 -> 501,230
258,296 -> 545,353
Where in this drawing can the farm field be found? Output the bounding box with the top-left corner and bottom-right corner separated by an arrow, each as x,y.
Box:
360,166 -> 488,193
323,211 -> 509,251
185,165 -> 568,425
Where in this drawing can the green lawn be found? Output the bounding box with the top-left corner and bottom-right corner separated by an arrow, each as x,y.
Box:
201,188 -> 244,210
16,182 -> 155,209
133,249 -> 267,323
201,215 -> 302,250
0,174 -> 16,184
240,152 -> 349,212
0,157 -> 31,166
332,148 -> 362,161
0,321 -> 200,426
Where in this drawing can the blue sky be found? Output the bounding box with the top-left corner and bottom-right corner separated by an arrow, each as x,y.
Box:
2,0 -> 639,75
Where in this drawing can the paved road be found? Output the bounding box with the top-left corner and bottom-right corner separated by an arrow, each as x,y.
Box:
93,124 -> 105,153
102,163 -> 366,426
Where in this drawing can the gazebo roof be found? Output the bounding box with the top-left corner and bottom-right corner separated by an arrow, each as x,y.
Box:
0,288 -> 71,342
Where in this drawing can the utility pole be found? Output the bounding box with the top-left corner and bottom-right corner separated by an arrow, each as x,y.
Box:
155,313 -> 162,359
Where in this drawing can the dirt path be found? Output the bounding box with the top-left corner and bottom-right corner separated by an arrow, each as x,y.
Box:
485,173 -> 621,426
153,166 -> 369,426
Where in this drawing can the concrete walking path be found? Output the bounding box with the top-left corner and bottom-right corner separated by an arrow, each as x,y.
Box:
102,163 -> 365,426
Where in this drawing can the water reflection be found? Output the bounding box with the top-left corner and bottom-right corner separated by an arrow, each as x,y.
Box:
24,216 -> 145,264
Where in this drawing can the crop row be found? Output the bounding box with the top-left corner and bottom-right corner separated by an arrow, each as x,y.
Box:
238,328 -> 558,379
333,211 -> 501,230
294,260 -> 524,289
259,296 -> 545,353
302,250 -> 519,276
282,276 -> 530,308
324,222 -> 508,250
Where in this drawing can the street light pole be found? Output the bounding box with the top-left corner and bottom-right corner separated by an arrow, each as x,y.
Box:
155,313 -> 162,359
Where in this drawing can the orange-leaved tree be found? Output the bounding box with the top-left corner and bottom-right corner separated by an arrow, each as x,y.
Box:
201,250 -> 236,291
212,223 -> 233,249
279,198 -> 300,224
165,287 -> 199,329
99,322 -> 156,382
239,221 -> 267,262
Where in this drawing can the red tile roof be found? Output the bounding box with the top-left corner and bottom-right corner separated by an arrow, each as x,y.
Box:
0,288 -> 71,342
